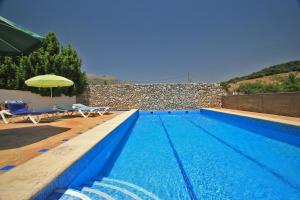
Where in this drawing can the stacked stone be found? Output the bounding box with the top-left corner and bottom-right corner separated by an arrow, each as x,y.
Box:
76,83 -> 227,110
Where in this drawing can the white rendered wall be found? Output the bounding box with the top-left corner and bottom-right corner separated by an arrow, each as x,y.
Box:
0,89 -> 75,109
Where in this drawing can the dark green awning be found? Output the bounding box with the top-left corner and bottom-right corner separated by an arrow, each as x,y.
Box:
0,16 -> 44,56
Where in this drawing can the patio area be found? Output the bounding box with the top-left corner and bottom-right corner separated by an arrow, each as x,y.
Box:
0,112 -> 121,173
209,108 -> 300,125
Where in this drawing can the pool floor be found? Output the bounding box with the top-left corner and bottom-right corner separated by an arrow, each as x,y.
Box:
49,113 -> 300,200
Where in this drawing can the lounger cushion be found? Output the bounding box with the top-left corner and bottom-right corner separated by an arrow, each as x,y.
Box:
72,104 -> 103,111
31,108 -> 57,115
11,108 -> 31,115
6,102 -> 57,115
57,105 -> 77,112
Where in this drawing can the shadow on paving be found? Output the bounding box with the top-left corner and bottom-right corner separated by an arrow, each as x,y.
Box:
0,125 -> 70,150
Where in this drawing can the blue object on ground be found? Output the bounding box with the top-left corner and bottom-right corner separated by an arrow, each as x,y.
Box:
0,165 -> 16,171
38,149 -> 49,153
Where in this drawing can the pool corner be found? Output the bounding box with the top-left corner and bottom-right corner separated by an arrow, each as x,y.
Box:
0,109 -> 138,200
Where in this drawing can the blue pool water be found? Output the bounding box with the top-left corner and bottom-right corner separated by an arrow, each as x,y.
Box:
48,110 -> 300,200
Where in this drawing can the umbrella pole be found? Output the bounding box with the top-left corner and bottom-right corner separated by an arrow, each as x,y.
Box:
50,88 -> 52,98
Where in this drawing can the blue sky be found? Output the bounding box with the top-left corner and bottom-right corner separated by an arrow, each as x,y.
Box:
1,0 -> 300,83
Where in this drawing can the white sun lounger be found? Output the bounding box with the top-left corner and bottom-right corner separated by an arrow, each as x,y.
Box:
72,104 -> 110,118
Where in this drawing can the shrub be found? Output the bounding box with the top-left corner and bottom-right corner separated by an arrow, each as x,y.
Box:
235,73 -> 300,94
0,32 -> 87,97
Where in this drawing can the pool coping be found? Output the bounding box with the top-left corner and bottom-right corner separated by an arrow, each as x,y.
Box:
203,108 -> 300,127
0,109 -> 138,200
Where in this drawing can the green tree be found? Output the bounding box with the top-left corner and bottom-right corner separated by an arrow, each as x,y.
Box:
280,73 -> 300,92
0,57 -> 18,89
0,32 -> 87,96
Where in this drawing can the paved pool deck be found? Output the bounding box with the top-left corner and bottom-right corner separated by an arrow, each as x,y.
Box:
0,109 -> 137,200
206,108 -> 300,126
0,112 -> 121,174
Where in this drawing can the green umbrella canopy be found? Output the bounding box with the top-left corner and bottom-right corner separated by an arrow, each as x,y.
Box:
25,75 -> 74,97
0,16 -> 44,56
25,75 -> 74,88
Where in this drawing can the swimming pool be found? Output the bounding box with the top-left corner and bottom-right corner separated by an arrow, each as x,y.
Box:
47,110 -> 300,200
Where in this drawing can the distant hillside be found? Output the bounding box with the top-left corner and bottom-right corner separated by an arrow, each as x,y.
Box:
221,60 -> 300,91
224,61 -> 300,84
227,72 -> 300,93
87,74 -> 119,85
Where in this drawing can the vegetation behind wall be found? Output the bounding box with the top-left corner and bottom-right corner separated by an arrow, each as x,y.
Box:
0,32 -> 87,97
221,61 -> 300,94
87,74 -> 126,85
236,73 -> 300,94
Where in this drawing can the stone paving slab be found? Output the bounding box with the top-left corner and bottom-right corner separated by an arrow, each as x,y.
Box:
0,112 -> 120,173
205,108 -> 300,126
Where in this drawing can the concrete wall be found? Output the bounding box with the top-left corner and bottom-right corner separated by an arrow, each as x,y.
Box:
0,89 -> 76,110
76,83 -> 226,110
222,92 -> 300,117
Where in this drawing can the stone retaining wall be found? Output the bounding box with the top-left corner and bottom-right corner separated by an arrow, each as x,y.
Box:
76,83 -> 226,110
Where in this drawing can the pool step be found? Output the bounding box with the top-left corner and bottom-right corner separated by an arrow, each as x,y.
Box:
48,188 -> 90,200
81,187 -> 115,200
48,178 -> 160,200
91,181 -> 142,200
93,177 -> 159,200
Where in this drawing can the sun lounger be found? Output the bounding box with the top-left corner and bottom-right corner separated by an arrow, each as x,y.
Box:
72,103 -> 110,118
56,104 -> 78,116
1,100 -> 58,124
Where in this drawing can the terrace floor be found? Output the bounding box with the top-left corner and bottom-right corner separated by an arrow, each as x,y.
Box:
208,108 -> 300,126
0,112 -> 121,174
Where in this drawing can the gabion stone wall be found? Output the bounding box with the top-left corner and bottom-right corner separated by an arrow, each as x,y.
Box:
76,83 -> 227,110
